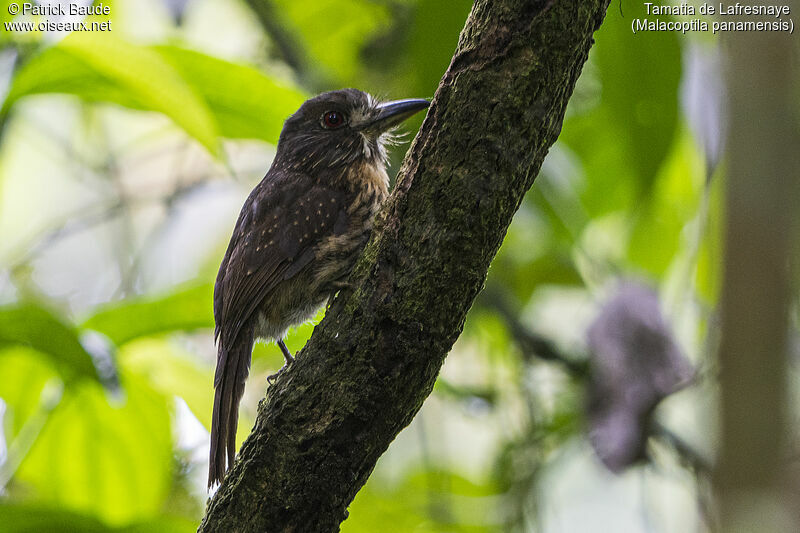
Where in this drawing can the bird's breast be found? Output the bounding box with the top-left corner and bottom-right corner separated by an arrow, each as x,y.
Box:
312,161 -> 389,291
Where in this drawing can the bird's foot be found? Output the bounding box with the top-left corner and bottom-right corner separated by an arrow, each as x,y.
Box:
267,363 -> 290,385
269,339 -> 295,385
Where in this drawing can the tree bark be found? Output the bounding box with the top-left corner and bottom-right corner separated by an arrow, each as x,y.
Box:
199,0 -> 609,530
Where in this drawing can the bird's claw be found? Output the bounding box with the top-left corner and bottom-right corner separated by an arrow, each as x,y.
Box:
267,364 -> 290,385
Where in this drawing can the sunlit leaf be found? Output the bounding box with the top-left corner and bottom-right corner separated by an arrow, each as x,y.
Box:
119,339 -> 209,425
0,303 -> 98,383
627,131 -> 705,277
56,34 -> 219,154
81,283 -> 214,346
2,47 -> 142,109
695,171 -> 724,304
4,33 -> 220,154
0,347 -> 60,441
155,46 -> 306,143
460,307 -> 514,367
118,338 -> 252,447
3,37 -> 306,148
15,375 -> 173,525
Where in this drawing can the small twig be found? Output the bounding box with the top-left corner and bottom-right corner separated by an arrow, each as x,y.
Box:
242,0 -> 327,91
480,287 -> 589,377
0,379 -> 63,489
7,203 -> 124,273
651,421 -> 712,475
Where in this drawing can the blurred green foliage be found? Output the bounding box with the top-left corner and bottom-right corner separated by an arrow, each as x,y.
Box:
3,33 -> 308,151
0,303 -> 99,383
0,0 -> 723,531
82,283 -> 214,345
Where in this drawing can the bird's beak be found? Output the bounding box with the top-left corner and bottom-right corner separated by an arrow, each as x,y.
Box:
359,98 -> 430,134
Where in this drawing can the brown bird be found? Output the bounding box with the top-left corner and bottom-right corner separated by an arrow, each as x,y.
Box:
209,89 -> 429,487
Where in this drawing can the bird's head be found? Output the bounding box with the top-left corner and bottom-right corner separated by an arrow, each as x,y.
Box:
275,89 -> 429,173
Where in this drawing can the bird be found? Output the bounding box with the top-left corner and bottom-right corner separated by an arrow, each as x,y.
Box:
208,89 -> 429,487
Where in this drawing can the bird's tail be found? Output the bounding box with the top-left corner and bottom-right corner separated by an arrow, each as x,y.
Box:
208,328 -> 254,488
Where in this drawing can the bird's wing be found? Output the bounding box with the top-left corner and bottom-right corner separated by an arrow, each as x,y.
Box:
214,168 -> 348,349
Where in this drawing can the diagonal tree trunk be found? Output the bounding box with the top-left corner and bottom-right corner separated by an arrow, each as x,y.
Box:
199,0 -> 610,530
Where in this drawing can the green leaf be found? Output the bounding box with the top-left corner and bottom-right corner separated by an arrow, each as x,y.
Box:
400,0 -> 473,96
3,47 -> 143,109
119,339 -> 210,425
3,38 -> 307,147
343,469 -> 500,532
0,504 -> 111,533
461,307 -> 514,366
273,0 -> 391,83
695,173 -> 724,305
560,5 -> 681,215
0,504 -> 196,533
0,302 -> 98,383
119,338 -> 252,448
155,46 -> 306,143
15,374 -> 173,526
481,200 -> 583,304
117,517 -> 197,533
627,131 -> 705,277
490,249 -> 583,303
81,283 -> 214,346
0,347 -> 59,441
4,33 -> 220,154
592,7 -> 681,184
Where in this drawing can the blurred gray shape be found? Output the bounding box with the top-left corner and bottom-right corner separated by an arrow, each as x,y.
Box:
681,42 -> 727,179
161,0 -> 191,23
586,281 -> 694,472
79,329 -> 122,400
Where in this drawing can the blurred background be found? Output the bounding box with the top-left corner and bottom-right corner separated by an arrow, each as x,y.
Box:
0,0 -> 796,531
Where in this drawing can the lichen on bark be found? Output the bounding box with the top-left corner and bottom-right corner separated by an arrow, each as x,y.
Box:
199,0 -> 610,531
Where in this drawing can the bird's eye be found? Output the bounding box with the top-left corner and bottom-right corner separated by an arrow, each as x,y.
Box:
322,111 -> 345,129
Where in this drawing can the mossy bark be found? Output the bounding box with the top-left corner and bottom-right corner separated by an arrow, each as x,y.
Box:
199,0 -> 609,530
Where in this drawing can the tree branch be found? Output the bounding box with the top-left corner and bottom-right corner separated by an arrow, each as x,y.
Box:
199,0 -> 610,530
481,287 -> 590,377
242,0 -> 326,90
